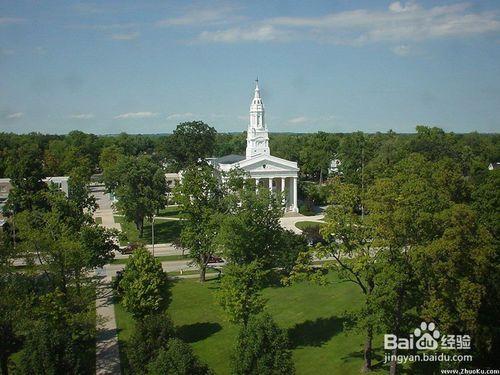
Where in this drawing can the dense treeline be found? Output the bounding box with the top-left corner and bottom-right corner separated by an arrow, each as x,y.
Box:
1,126 -> 498,183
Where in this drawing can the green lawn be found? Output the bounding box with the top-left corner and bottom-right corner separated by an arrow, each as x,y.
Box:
156,205 -> 185,218
114,271 -> 388,375
114,216 -> 182,245
295,221 -> 323,231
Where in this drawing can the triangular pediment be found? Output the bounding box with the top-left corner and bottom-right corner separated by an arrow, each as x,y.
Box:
237,154 -> 299,172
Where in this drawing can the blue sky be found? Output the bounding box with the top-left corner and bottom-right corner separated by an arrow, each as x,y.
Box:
1,0 -> 499,134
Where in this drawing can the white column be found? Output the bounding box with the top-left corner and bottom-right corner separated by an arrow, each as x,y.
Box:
281,177 -> 286,208
255,178 -> 260,192
268,177 -> 273,192
292,177 -> 298,212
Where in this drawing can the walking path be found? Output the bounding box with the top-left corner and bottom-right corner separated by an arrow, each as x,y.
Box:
279,213 -> 325,234
93,190 -> 121,374
95,273 -> 121,375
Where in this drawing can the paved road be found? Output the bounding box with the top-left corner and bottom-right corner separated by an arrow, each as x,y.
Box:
105,259 -> 198,278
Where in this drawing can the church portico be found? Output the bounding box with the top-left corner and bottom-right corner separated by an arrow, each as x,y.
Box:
211,80 -> 299,213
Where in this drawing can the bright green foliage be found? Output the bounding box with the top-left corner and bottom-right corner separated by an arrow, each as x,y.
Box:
17,289 -> 96,375
216,183 -> 285,268
44,139 -> 93,179
472,169 -> 500,242
0,272 -> 23,375
119,247 -> 170,319
337,131 -> 375,186
127,312 -> 176,374
148,338 -> 213,375
298,132 -> 338,182
16,189 -> 116,294
163,121 -> 217,170
217,261 -> 267,326
412,204 -> 497,363
173,163 -> 224,282
102,154 -> 166,236
4,142 -> 47,213
232,313 -> 295,375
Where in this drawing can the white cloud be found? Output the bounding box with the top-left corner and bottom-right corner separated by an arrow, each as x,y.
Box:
156,5 -> 242,27
392,44 -> 411,56
288,116 -> 308,124
70,113 -> 94,119
196,2 -> 500,45
199,25 -> 289,43
6,112 -> 23,119
166,112 -> 195,120
0,17 -> 25,26
111,32 -> 140,40
71,23 -> 138,31
114,112 -> 159,119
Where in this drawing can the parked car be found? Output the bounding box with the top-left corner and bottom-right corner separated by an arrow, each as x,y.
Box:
208,255 -> 224,264
120,242 -> 141,254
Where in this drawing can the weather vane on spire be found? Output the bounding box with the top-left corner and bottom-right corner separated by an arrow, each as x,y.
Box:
255,76 -> 259,84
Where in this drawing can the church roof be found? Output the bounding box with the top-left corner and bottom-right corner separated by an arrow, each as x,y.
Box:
214,154 -> 246,165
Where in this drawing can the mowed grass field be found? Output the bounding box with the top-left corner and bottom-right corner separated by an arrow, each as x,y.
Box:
114,216 -> 182,245
295,220 -> 323,231
115,271 -> 388,375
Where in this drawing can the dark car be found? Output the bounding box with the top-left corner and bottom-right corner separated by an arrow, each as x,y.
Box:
208,255 -> 224,264
120,242 -> 141,254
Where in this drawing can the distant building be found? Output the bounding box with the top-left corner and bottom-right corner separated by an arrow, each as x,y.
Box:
167,81 -> 300,213
0,176 -> 69,213
329,158 -> 342,175
209,80 -> 299,212
488,162 -> 500,171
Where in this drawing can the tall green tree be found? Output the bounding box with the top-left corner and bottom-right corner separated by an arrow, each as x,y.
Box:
164,121 -> 217,170
102,154 -> 166,236
5,142 -> 47,212
119,247 -> 170,319
318,177 -> 378,372
217,261 -> 267,326
216,180 -> 285,269
16,188 -> 116,296
367,154 -> 470,374
173,164 -> 224,282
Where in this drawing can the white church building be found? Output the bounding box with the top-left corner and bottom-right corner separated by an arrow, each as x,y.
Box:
210,81 -> 299,212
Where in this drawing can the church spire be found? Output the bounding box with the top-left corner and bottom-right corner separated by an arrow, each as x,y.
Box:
254,77 -> 260,98
246,79 -> 270,159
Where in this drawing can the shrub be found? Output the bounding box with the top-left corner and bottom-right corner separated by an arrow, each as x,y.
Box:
127,312 -> 176,374
232,313 -> 295,375
148,338 -> 213,375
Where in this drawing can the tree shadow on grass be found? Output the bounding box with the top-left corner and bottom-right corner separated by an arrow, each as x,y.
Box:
288,316 -> 346,348
177,322 -> 222,343
341,347 -> 385,371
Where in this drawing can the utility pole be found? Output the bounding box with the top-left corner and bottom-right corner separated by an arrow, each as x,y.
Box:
361,141 -> 365,221
152,214 -> 155,257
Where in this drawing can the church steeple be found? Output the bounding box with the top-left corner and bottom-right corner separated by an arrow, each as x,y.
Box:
246,79 -> 270,159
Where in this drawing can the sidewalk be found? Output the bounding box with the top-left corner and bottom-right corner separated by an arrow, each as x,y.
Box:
94,199 -> 121,374
95,274 -> 121,375
279,214 -> 325,234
